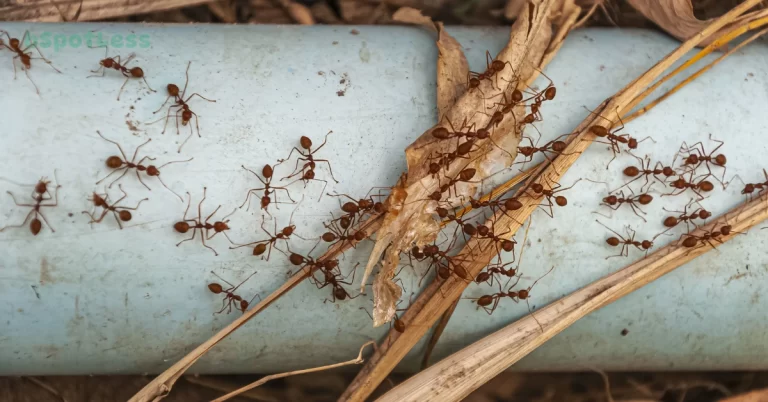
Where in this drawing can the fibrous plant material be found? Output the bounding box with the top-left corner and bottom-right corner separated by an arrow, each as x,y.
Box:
1,0 -> 215,22
377,194 -> 768,401
338,1 -> 764,401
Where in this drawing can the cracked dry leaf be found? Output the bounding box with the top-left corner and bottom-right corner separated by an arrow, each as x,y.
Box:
505,0 -> 582,26
362,2 -> 555,326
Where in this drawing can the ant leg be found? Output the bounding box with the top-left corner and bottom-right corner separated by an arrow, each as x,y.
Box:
142,76 -> 155,92
151,95 -> 173,114
176,228 -> 197,247
271,186 -> 296,202
96,167 -> 128,187
181,61 -> 191,99
155,175 -> 183,202
116,76 -> 130,101
200,232 -> 219,256
0,209 -> 35,232
22,66 -> 41,96
205,205 -> 221,224
185,93 -> 216,103
130,138 -> 152,164
312,159 -> 339,183
36,209 -> 56,233
81,209 -> 108,224
241,165 -> 269,186
96,130 -> 129,161
133,170 -> 151,191
6,191 -> 36,207
88,64 -> 106,77
178,124 -> 194,153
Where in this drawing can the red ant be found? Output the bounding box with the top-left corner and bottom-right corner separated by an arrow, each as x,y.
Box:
597,188 -> 653,222
521,72 -> 557,122
291,252 -> 360,303
0,29 -> 61,95
586,111 -> 652,168
662,199 -> 711,232
663,172 -> 715,200
321,219 -> 366,249
230,212 -> 304,260
95,131 -> 191,201
525,179 -> 581,217
208,271 -> 261,314
615,152 -> 676,193
435,206 -> 479,242
0,175 -> 60,235
734,169 -> 768,200
677,135 -> 727,183
595,220 -> 656,259
150,61 -> 216,152
88,46 -> 155,100
437,168 -> 478,200
82,185 -> 148,229
418,243 -> 472,284
280,131 -> 339,196
471,51 -> 514,90
680,223 -> 735,250
327,191 -> 386,219
516,133 -> 575,171
474,221 -> 517,261
174,188 -> 237,256
475,259 -> 517,287
239,163 -> 295,213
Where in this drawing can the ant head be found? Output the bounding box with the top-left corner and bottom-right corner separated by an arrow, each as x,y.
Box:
34,180 -> 49,195
682,236 -> 698,248
606,237 -> 620,246
589,125 -> 608,137
603,195 -> 618,205
715,154 -> 727,166
106,156 -> 123,169
262,164 -> 273,178
628,138 -> 638,149
130,67 -> 144,78
432,127 -> 450,139
663,166 -> 675,177
475,271 -> 490,284
334,286 -> 347,301
253,243 -> 267,256
435,207 -> 448,218
476,224 -> 490,237
641,240 -> 652,250
555,195 -> 567,206
208,283 -> 223,294
637,194 -> 653,205
181,110 -> 192,124
9,38 -> 20,48
300,136 -> 313,150
699,181 -> 714,192
118,210 -> 132,222
303,170 -> 315,180
289,253 -> 305,266
663,216 -> 678,227
282,225 -> 295,236
544,86 -> 556,100
101,58 -> 114,67
459,168 -> 476,182
167,84 -> 180,97
146,166 -> 159,176
518,289 -> 529,299
30,218 -> 42,236
342,202 -> 359,214
213,221 -> 229,232
698,209 -> 711,219
90,193 -> 106,206
623,166 -> 640,177
322,232 -> 337,242
504,198 -> 522,211
174,222 -> 190,233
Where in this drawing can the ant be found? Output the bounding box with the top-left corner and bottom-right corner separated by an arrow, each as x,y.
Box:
680,225 -> 732,249
230,210 -> 304,260
321,218 -> 366,249
301,256 -> 360,303
280,131 -> 339,196
208,271 -> 261,314
0,29 -> 61,95
616,153 -> 676,193
586,111 -> 651,168
525,179 -> 581,218
151,61 -> 216,152
734,169 -> 768,200
662,199 -> 711,232
328,191 -> 386,219
473,51 -> 514,90
82,185 -> 148,229
174,188 -> 237,256
88,46 -> 155,100
240,163 -> 295,213
475,259 -> 518,287
663,172 -> 715,200
95,131 -> 191,201
418,243 -> 472,284
474,221 -> 517,261
521,72 -> 557,121
677,135 -> 727,183
437,168 -> 477,200
0,175 -> 60,235
595,220 -> 656,259
516,134 -> 574,171
436,206 -> 479,242
597,188 -> 653,222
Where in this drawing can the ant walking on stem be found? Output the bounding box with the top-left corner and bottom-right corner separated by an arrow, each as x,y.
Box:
0,174 -> 61,235
95,131 -> 190,201
174,187 -> 238,256
88,45 -> 155,100
82,184 -> 148,229
150,61 -> 216,152
0,29 -> 62,95
208,271 -> 261,314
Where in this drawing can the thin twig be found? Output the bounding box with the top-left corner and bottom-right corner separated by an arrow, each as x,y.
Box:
23,377 -> 68,402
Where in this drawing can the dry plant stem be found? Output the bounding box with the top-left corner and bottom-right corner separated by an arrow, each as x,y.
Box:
23,377 -> 68,402
420,298 -> 458,369
339,1 -> 762,400
721,387 -> 768,402
212,341 -> 374,402
377,195 -> 768,402
2,0 -> 215,21
129,214 -> 383,402
451,164 -> 537,220
183,376 -> 279,402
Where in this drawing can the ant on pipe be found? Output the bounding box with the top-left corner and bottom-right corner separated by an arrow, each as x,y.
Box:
280,131 -> 339,197
615,152 -> 676,193
525,178 -> 581,218
676,135 -> 727,184
239,163 -> 295,213
231,206 -> 304,260
662,199 -> 711,232
663,172 -> 715,200
595,220 -> 657,259
0,29 -> 61,95
88,45 -> 155,100
733,169 -> 768,200
95,131 -> 190,201
475,259 -> 518,287
174,187 -> 237,256
596,187 -> 653,222
0,175 -> 60,235
82,184 -> 148,229
150,61 -> 216,152
208,271 -> 261,314
321,218 -> 367,250
586,110 -> 652,168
